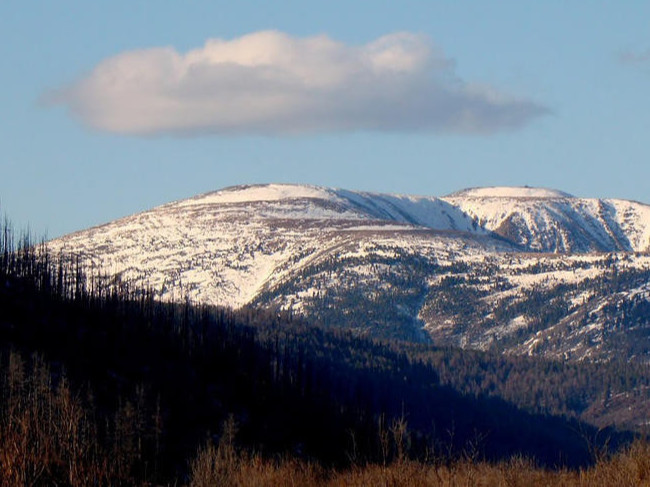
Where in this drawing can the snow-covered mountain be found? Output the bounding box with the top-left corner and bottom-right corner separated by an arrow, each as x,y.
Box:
48,184 -> 650,361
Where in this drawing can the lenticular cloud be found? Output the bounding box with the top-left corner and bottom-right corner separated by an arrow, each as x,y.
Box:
49,30 -> 547,136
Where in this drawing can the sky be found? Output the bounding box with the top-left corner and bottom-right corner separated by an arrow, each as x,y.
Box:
1,1 -> 650,238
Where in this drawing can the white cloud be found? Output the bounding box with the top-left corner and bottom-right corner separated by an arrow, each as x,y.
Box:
48,31 -> 547,136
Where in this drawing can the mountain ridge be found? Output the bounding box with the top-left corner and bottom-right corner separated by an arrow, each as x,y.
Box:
159,183 -> 650,252
59,183 -> 650,253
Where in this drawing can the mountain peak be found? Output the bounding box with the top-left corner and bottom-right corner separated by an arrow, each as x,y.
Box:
447,186 -> 574,199
181,183 -> 336,206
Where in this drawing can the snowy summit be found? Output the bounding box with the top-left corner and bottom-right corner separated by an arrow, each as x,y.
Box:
447,186 -> 574,199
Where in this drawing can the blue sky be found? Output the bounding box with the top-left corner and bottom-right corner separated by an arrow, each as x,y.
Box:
1,1 -> 649,238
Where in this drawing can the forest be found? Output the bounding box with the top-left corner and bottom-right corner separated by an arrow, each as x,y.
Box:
1,220 -> 649,485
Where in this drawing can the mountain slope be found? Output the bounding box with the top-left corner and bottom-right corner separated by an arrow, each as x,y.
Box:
442,186 -> 650,252
48,183 -> 650,359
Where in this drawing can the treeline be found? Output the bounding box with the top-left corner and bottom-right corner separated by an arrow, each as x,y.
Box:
408,345 -> 650,428
0,221 -> 636,484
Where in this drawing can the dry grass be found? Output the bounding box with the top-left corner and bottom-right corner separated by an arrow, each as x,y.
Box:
187,441 -> 650,487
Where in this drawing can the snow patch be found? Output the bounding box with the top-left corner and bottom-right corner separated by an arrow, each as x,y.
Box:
178,184 -> 338,206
